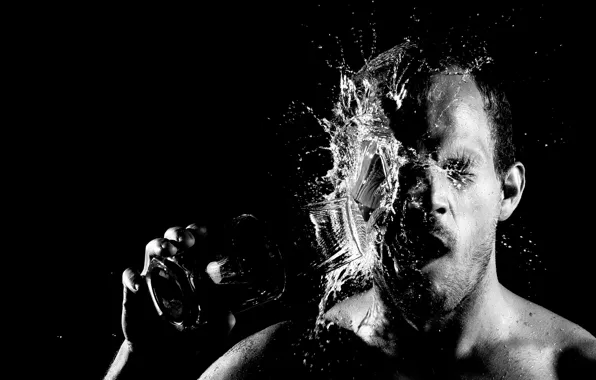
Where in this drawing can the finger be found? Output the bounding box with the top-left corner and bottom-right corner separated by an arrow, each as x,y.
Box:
186,223 -> 208,240
146,237 -> 179,258
122,268 -> 144,316
122,268 -> 142,294
121,268 -> 154,343
164,226 -> 196,251
142,238 -> 178,275
186,224 -> 209,261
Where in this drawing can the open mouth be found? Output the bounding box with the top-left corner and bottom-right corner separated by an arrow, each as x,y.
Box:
385,222 -> 454,269
409,232 -> 451,260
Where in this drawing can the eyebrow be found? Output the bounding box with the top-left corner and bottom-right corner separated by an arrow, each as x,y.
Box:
440,146 -> 486,164
414,122 -> 492,164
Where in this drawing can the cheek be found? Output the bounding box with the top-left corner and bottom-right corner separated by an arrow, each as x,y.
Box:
456,182 -> 501,239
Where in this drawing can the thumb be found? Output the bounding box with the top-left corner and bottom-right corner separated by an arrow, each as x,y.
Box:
122,268 -> 143,307
121,268 -> 153,344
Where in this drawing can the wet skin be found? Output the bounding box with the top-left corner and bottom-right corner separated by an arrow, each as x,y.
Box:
376,72 -> 506,329
199,74 -> 596,379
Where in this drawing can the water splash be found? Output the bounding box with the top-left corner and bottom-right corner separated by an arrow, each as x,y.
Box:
300,45 -> 424,329
369,0 -> 378,59
299,40 -> 508,334
286,31 -> 534,340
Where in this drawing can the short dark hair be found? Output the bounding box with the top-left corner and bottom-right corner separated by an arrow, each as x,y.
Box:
347,38 -> 515,181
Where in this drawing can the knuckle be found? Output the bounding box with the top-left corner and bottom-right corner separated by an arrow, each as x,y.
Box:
186,223 -> 208,239
164,226 -> 184,241
122,268 -> 138,288
179,229 -> 196,249
164,227 -> 195,250
186,223 -> 200,231
145,238 -> 177,258
145,238 -> 161,256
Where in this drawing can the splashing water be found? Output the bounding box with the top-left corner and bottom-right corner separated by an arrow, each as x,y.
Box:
293,37 -> 509,335
302,45 -> 423,329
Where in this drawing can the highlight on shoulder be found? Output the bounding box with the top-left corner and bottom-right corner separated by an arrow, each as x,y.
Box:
199,321 -> 292,380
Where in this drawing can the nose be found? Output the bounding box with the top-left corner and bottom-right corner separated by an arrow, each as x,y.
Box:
404,164 -> 450,216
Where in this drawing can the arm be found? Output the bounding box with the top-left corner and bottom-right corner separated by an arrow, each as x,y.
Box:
104,341 -> 140,380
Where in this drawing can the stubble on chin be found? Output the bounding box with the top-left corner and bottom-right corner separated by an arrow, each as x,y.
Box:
372,229 -> 496,328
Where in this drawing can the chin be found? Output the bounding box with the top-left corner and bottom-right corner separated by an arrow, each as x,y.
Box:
418,254 -> 458,279
382,256 -> 465,316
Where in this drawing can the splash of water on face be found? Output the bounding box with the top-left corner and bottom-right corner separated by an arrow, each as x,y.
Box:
304,49 -> 418,331
303,43 -> 502,333
285,36 -> 519,342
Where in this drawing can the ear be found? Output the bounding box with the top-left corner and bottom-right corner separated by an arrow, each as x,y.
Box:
499,162 -> 525,221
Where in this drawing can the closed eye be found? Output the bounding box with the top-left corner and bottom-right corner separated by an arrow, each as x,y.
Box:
444,156 -> 475,186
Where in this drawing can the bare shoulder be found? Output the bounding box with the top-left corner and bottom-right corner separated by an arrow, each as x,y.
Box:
503,287 -> 596,378
199,321 -> 292,380
551,317 -> 596,379
554,331 -> 596,379
507,288 -> 594,344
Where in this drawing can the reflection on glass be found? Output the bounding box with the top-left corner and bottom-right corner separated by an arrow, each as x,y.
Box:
146,214 -> 285,331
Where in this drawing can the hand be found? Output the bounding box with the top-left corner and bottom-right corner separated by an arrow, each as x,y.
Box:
120,224 -> 236,375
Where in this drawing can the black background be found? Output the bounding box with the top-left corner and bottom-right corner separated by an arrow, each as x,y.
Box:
21,2 -> 590,378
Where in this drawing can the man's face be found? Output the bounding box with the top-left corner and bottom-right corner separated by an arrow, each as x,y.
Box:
378,74 -> 504,321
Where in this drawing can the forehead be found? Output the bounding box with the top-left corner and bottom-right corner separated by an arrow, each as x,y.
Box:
401,74 -> 493,161
421,74 -> 492,157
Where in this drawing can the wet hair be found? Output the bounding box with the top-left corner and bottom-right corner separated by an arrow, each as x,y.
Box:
351,37 -> 515,181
